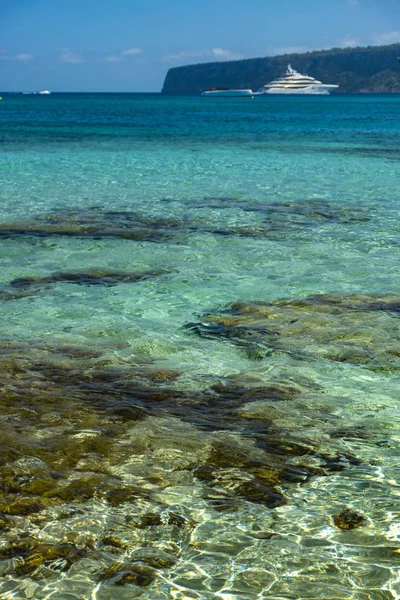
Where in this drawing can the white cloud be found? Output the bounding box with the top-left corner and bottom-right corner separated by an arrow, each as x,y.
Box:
15,53 -> 34,61
164,48 -> 243,63
60,48 -> 83,64
212,47 -> 243,59
163,50 -> 205,62
372,31 -> 400,45
0,51 -> 34,61
105,48 -> 143,63
340,36 -> 360,48
120,48 -> 142,56
105,55 -> 123,62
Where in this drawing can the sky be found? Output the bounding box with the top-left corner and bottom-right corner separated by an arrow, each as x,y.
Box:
1,0 -> 400,92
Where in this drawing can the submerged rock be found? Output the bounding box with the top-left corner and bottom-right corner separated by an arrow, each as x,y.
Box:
0,207 -> 185,242
130,548 -> 177,569
208,440 -> 252,468
0,538 -> 86,576
105,486 -> 151,507
0,497 -> 60,516
0,337 -> 366,594
100,562 -> 156,586
9,267 -> 173,290
101,536 -> 128,549
195,197 -> 370,223
234,480 -> 287,508
0,199 -> 371,248
249,198 -> 370,225
333,507 -> 367,530
189,293 -> 400,370
179,197 -> 371,240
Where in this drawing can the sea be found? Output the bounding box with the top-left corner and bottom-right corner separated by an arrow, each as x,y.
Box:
0,92 -> 400,599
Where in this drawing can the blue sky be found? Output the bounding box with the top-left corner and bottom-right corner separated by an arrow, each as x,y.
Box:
1,0 -> 400,92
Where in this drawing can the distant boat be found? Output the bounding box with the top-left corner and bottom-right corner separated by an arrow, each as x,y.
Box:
38,90 -> 51,95
257,64 -> 339,95
201,87 -> 254,97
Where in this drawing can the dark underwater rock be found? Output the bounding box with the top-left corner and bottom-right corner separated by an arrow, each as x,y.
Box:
197,197 -> 370,224
130,548 -> 177,569
167,512 -> 192,528
0,207 -> 185,242
18,542 -> 86,575
189,293 -> 400,370
105,486 -> 151,507
0,200 -> 371,250
0,515 -> 11,531
9,267 -> 172,289
194,464 -> 218,481
253,199 -> 370,225
106,402 -> 147,422
167,198 -> 371,242
234,480 -> 287,507
0,497 -> 60,516
0,335 -> 366,595
0,538 -> 86,575
131,512 -> 162,528
333,507 -> 367,530
0,538 -> 38,560
101,536 -> 128,549
100,562 -> 156,586
208,440 -> 251,468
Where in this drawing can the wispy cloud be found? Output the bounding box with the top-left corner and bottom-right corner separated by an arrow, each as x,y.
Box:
211,47 -> 243,59
372,31 -> 400,45
59,48 -> 83,64
105,47 -> 143,63
164,47 -> 242,62
15,53 -> 34,61
163,50 -> 205,62
339,36 -> 360,48
105,55 -> 123,62
348,0 -> 359,5
120,48 -> 142,56
0,52 -> 34,61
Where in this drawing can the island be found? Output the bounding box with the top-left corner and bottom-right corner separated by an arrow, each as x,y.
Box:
162,43 -> 400,94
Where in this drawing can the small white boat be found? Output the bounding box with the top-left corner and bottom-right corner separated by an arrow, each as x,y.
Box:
201,87 -> 254,97
38,90 -> 51,95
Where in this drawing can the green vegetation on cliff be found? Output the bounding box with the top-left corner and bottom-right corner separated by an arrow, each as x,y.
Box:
162,44 -> 400,94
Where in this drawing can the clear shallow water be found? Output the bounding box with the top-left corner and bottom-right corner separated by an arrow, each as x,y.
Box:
1,93 -> 400,599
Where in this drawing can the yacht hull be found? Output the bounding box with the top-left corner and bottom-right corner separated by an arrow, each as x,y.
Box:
263,85 -> 336,95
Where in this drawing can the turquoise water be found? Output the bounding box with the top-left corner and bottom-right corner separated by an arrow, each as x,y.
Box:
1,93 -> 400,599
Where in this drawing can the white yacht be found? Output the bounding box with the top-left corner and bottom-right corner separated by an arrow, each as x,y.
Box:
201,87 -> 253,97
257,65 -> 338,95
38,90 -> 51,95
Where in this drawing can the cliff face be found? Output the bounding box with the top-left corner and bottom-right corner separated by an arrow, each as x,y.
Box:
161,44 -> 400,94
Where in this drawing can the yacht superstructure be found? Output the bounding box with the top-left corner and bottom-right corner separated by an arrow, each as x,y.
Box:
258,65 -> 338,95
